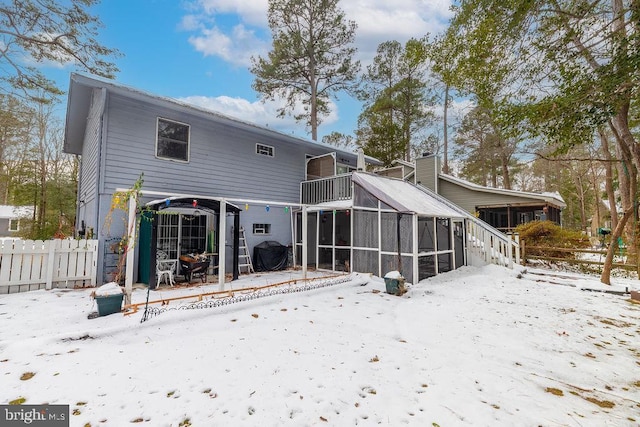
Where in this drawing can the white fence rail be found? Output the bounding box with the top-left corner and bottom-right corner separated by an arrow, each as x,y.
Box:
0,239 -> 98,294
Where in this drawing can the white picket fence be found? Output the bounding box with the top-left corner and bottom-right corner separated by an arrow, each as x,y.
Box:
0,239 -> 98,294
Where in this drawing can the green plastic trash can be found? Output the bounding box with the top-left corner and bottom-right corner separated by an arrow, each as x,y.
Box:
383,272 -> 405,295
95,294 -> 124,316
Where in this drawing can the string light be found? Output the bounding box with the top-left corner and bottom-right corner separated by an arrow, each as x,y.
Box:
245,204 -> 249,210
284,206 -> 289,213
165,199 -> 170,207
192,199 -> 198,207
266,205 -> 270,212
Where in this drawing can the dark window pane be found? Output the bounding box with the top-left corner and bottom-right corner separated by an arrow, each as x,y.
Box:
157,139 -> 188,161
158,119 -> 189,141
157,118 -> 189,161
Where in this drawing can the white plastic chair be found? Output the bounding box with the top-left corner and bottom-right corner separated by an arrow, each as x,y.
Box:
156,250 -> 176,287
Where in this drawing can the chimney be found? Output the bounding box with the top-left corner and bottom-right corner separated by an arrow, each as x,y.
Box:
415,154 -> 441,193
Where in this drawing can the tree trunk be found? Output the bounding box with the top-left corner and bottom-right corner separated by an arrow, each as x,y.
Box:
598,128 -> 618,229
600,207 -> 633,284
442,83 -> 450,174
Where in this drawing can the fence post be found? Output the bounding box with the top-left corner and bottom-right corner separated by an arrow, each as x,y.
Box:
521,239 -> 526,265
514,234 -> 521,265
45,240 -> 57,290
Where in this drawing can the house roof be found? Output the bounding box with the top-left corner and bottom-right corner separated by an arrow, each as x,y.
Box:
0,205 -> 33,219
439,173 -> 567,209
352,173 -> 465,218
64,73 -> 382,168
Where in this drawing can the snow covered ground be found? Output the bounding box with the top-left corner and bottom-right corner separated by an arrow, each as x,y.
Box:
0,265 -> 639,426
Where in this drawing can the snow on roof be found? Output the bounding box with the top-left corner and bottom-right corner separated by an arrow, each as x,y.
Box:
440,174 -> 567,208
0,205 -> 33,219
352,173 -> 464,217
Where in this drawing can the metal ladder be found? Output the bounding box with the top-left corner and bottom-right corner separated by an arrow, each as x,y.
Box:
238,227 -> 254,274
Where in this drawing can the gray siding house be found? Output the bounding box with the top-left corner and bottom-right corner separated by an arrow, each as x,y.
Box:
412,155 -> 566,231
0,206 -> 32,238
63,73 -> 375,285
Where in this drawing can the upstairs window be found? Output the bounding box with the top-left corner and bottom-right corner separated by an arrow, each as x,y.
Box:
157,118 -> 190,162
256,143 -> 274,157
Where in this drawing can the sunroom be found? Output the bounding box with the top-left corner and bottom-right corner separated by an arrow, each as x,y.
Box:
295,173 -> 467,283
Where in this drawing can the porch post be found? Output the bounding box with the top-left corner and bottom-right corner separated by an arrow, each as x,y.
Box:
218,200 -> 227,290
124,194 -> 137,305
149,211 -> 158,289
302,205 -> 307,279
233,212 -> 239,280
413,215 -> 419,283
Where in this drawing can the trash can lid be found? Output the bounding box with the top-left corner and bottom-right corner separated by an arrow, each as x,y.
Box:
384,270 -> 403,279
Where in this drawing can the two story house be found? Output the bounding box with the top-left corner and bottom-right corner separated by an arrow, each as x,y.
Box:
64,74 -> 516,289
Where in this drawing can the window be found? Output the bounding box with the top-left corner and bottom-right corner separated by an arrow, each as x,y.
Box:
8,219 -> 19,232
156,118 -> 190,162
253,223 -> 271,235
256,143 -> 274,157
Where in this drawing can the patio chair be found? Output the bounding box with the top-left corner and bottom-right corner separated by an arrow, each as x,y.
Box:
156,250 -> 176,288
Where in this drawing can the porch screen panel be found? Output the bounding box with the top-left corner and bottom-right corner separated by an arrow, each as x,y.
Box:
306,212 -> 317,265
418,217 -> 435,252
318,247 -> 333,270
335,248 -> 350,272
295,212 -> 302,243
381,254 -> 413,284
436,218 -> 451,251
418,255 -> 436,281
353,186 -> 378,208
438,253 -> 452,274
319,211 -> 333,245
380,212 -> 412,253
335,210 -> 350,246
353,210 -> 378,248
352,249 -> 378,276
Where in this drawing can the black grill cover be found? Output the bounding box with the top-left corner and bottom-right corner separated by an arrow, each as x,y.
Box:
253,241 -> 289,271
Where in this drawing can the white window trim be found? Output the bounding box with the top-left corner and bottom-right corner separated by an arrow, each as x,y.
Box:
156,117 -> 191,163
256,143 -> 275,157
8,219 -> 19,232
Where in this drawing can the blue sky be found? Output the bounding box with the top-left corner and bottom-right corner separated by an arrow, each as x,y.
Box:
49,0 -> 454,142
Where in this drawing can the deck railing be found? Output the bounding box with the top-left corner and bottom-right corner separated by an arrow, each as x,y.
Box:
300,174 -> 353,204
414,185 -> 520,268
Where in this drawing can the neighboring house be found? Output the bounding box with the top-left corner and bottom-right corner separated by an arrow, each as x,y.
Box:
0,205 -> 32,238
379,154 -> 566,232
63,74 -> 517,287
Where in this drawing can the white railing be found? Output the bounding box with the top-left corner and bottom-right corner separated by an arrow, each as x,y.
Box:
465,220 -> 519,268
413,184 -> 520,268
0,239 -> 98,294
300,174 -> 353,204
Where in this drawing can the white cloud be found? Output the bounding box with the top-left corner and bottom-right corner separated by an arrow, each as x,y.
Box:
178,94 -> 338,137
189,0 -> 268,27
183,0 -> 454,67
188,24 -> 269,67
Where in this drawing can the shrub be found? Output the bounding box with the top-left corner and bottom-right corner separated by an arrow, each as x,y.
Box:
515,220 -> 590,258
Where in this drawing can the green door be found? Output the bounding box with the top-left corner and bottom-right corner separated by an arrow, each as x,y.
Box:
138,211 -> 154,285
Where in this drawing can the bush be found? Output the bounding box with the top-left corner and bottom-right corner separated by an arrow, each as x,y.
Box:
515,220 -> 590,258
